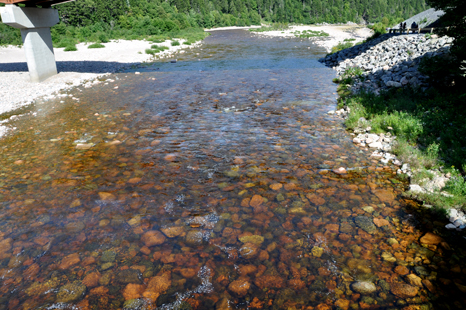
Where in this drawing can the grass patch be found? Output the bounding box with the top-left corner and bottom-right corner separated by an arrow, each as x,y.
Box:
64,44 -> 77,51
171,40 -> 180,46
88,42 -> 105,49
341,85 -> 466,210
294,30 -> 329,38
146,45 -> 170,55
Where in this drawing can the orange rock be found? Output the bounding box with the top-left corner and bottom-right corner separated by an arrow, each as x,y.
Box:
143,272 -> 171,302
284,183 -> 297,190
23,263 -> 40,279
372,189 -> 395,204
0,238 -> 12,253
128,177 -> 142,184
249,195 -> 264,208
373,218 -> 390,227
422,279 -> 435,293
420,232 -> 443,245
318,267 -> 331,276
179,268 -> 197,278
82,271 -> 101,288
90,286 -> 109,295
258,250 -> 269,261
316,304 -> 331,310
33,237 -> 50,246
325,224 -> 340,233
161,226 -> 185,238
98,192 -> 116,201
82,256 -> 96,266
270,183 -> 283,191
59,253 -> 80,270
394,265 -> 409,276
306,194 -> 325,206
150,140 -> 161,146
141,230 -> 166,247
239,265 -> 258,276
288,278 -> 306,290
164,154 -> 177,162
254,275 -> 284,289
123,283 -> 146,300
140,246 -> 151,255
335,299 -> 350,310
241,198 -> 250,207
228,277 -> 251,297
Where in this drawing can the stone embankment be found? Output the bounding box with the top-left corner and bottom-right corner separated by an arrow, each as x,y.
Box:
319,33 -> 453,93
320,33 -> 464,231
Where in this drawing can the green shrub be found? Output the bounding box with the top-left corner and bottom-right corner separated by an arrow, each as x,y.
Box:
329,41 -> 354,54
88,42 -> 105,48
145,48 -> 157,55
64,44 -> 77,51
98,33 -> 109,43
171,40 -> 180,46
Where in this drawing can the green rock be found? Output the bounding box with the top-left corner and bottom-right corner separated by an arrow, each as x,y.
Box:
239,235 -> 264,245
123,298 -> 145,309
276,193 -> 285,202
101,250 -> 116,263
381,252 -> 396,263
291,200 -> 304,208
354,216 -> 377,234
220,213 -> 231,220
273,206 -> 286,214
311,246 -> 324,257
362,206 -> 374,213
224,170 -> 240,178
56,281 -> 86,303
289,206 -> 307,215
101,262 -> 114,270
117,269 -> 143,284
217,182 -> 229,189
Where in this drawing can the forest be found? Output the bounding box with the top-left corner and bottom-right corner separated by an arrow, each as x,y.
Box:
0,0 -> 428,46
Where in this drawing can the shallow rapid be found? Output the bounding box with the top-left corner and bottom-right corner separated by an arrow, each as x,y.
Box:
0,30 -> 464,310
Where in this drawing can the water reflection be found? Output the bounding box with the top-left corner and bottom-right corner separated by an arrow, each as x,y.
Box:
0,30 -> 464,310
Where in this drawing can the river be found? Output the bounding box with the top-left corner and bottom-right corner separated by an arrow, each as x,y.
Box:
0,29 -> 464,310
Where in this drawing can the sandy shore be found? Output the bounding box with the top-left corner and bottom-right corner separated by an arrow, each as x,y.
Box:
252,25 -> 373,53
0,38 -> 200,116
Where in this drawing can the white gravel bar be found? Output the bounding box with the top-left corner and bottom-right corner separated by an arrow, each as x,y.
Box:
0,38 -> 199,116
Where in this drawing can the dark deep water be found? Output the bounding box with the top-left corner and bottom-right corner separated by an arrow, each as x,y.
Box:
0,29 -> 465,310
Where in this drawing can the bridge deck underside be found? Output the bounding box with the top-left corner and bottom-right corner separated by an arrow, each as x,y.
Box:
0,0 -> 74,7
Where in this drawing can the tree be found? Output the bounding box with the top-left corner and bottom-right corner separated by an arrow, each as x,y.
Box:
426,0 -> 466,62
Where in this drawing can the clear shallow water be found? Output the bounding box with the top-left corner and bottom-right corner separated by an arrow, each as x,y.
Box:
0,30 -> 465,310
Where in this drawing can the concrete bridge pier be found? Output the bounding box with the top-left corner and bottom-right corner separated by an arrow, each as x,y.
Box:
0,4 -> 59,82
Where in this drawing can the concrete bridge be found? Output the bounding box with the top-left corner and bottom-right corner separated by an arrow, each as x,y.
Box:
0,0 -> 75,82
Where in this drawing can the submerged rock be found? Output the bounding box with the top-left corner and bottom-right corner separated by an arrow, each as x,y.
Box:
56,281 -> 86,303
354,216 -> 377,234
351,281 -> 377,294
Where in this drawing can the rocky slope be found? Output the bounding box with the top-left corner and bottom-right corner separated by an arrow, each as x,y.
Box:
319,33 -> 453,94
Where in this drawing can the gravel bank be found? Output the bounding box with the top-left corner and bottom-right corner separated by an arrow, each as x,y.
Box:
0,38 -> 200,116
251,24 -> 373,53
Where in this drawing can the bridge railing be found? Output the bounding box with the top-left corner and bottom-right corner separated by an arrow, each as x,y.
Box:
388,27 -> 450,34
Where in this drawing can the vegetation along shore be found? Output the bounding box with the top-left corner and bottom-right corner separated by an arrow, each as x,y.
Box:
320,0 -> 466,229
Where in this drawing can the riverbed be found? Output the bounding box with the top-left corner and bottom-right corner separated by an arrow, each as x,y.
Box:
0,29 -> 465,310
